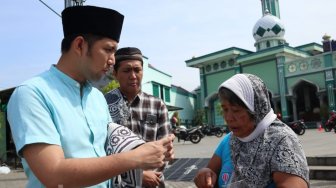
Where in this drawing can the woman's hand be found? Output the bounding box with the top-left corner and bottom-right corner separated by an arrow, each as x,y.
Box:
142,170 -> 161,188
194,168 -> 217,188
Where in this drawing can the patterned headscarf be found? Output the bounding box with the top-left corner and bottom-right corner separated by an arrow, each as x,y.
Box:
219,74 -> 277,142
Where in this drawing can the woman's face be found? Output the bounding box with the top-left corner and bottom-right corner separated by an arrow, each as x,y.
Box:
221,100 -> 255,138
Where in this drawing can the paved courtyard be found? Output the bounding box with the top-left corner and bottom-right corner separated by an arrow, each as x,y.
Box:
173,127 -> 336,158
1,129 -> 336,187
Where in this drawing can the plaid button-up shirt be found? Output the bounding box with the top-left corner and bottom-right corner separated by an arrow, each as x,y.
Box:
105,88 -> 170,142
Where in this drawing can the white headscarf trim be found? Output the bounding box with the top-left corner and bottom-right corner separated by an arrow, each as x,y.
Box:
220,74 -> 254,112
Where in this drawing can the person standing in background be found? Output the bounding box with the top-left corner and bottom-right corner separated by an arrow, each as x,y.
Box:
170,111 -> 181,142
170,111 -> 179,129
7,6 -> 174,188
105,47 -> 171,188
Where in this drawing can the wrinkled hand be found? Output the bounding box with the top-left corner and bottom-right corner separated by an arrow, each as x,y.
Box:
134,135 -> 175,170
194,168 -> 217,188
142,170 -> 162,188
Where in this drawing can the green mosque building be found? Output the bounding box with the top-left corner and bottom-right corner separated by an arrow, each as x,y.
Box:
186,0 -> 336,127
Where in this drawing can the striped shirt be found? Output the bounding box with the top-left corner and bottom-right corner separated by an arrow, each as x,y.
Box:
105,88 -> 170,142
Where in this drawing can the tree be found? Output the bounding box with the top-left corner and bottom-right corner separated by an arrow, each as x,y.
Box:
193,109 -> 205,126
101,80 -> 120,94
215,102 -> 223,116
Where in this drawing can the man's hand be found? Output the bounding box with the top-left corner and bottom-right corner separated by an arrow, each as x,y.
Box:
133,134 -> 175,170
163,134 -> 175,161
142,170 -> 162,188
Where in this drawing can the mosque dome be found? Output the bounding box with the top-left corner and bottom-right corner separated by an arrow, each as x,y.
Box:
252,11 -> 285,42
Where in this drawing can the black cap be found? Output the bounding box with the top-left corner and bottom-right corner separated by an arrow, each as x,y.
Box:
115,47 -> 143,66
62,6 -> 124,42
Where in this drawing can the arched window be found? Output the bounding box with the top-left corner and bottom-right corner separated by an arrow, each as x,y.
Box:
220,61 -> 226,68
213,63 -> 219,70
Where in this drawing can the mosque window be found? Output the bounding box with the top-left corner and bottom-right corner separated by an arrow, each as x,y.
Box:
228,59 -> 235,66
220,61 -> 227,68
266,41 -> 270,47
213,63 -> 219,70
153,84 -> 159,97
164,87 -> 170,102
206,65 -> 212,72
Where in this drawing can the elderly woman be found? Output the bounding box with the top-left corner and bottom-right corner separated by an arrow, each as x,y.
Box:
194,74 -> 309,188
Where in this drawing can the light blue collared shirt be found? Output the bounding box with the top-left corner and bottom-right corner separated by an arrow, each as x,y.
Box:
8,65 -> 111,188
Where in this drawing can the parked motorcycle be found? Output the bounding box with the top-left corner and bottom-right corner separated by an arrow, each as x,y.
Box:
277,113 -> 306,135
172,125 -> 203,144
201,124 -> 225,137
324,112 -> 336,132
287,120 -> 306,135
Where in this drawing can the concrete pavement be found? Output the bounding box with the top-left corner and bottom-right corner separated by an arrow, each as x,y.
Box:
172,128 -> 336,158
1,170 -> 335,188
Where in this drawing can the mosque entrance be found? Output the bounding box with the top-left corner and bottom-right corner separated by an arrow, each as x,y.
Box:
292,80 -> 320,122
205,93 -> 224,127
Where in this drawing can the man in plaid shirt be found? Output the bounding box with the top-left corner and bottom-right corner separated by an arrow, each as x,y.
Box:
105,47 -> 171,188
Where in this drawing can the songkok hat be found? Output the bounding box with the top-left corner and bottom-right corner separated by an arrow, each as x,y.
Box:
62,6 -> 124,42
115,47 -> 143,65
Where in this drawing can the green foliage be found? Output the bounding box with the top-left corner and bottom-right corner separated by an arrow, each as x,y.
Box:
215,102 -> 223,115
193,109 -> 205,125
0,104 -> 6,112
0,106 -> 4,153
101,80 -> 120,94
0,112 -> 3,128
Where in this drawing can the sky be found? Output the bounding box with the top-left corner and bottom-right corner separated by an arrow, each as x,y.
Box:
1,0 -> 336,92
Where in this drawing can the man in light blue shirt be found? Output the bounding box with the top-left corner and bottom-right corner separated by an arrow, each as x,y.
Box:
9,66 -> 111,187
7,5 -> 174,188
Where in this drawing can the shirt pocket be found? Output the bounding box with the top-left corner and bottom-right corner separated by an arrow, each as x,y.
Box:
139,114 -> 158,141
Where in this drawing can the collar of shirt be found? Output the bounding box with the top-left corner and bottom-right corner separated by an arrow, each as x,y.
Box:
119,88 -> 142,107
51,65 -> 92,91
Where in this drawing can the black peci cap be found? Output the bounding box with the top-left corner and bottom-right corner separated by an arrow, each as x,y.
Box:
62,6 -> 124,42
115,47 -> 143,65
